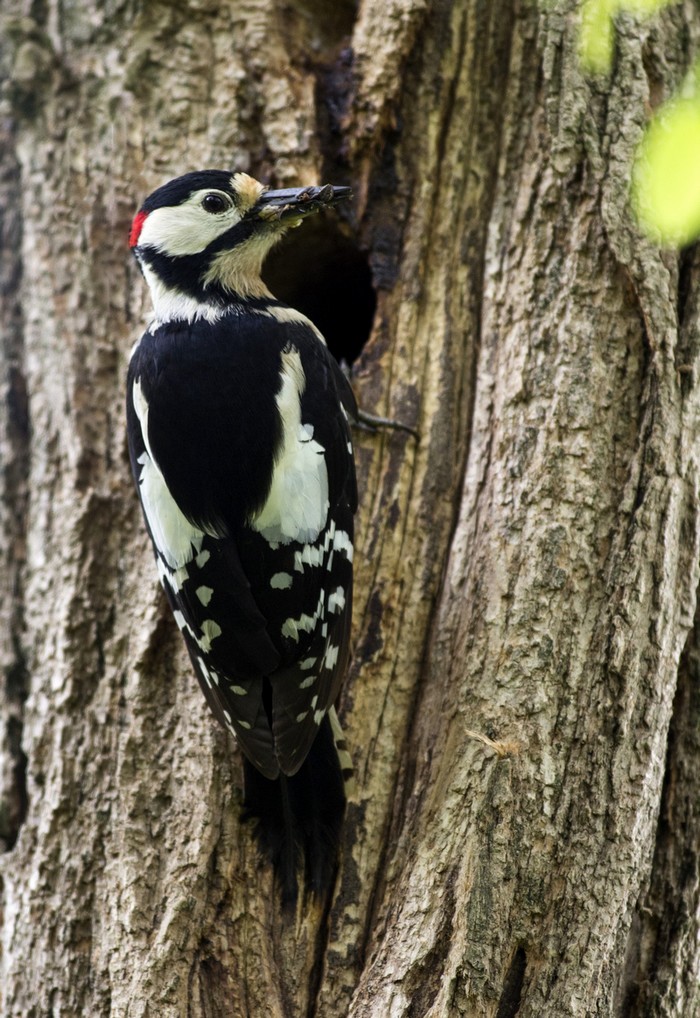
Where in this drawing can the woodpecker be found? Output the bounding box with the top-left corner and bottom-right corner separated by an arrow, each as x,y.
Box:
126,170 -> 357,901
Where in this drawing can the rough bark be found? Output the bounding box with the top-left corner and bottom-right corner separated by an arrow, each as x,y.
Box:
1,1 -> 699,1016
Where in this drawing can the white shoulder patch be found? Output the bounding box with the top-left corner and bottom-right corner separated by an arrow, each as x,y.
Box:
250,347 -> 329,546
132,378 -> 205,569
253,304 -> 326,345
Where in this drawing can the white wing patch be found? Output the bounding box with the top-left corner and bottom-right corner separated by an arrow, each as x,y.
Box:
132,378 -> 205,570
251,347 -> 329,546
252,303 -> 326,345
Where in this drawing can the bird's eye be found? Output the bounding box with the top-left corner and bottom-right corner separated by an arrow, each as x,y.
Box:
202,193 -> 230,214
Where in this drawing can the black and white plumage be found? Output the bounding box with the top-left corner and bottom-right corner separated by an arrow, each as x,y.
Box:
126,170 -> 357,899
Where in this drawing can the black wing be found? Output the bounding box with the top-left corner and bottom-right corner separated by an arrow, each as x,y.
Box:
126,310 -> 356,777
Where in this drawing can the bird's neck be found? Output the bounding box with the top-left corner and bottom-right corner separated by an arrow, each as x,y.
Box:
140,261 -> 272,328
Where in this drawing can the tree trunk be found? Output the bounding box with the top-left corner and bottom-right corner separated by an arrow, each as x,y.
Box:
1,0 -> 699,1015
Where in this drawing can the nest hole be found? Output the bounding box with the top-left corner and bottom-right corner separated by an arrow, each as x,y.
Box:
262,215 -> 375,365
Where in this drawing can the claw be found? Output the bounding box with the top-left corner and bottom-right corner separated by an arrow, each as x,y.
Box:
354,408 -> 420,441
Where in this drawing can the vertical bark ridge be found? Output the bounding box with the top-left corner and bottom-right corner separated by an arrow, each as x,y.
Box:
0,112 -> 30,855
615,600 -> 700,1017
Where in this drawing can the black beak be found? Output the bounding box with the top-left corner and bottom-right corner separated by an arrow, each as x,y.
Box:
253,184 -> 352,221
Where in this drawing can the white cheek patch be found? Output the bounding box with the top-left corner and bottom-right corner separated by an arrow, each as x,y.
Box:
251,347 -> 329,546
132,378 -> 205,570
138,190 -> 242,257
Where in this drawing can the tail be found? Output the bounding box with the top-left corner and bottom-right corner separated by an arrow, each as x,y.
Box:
242,707 -> 352,904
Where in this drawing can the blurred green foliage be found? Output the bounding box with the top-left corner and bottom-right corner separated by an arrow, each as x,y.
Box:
578,0 -> 674,73
632,86 -> 700,245
572,0 -> 699,246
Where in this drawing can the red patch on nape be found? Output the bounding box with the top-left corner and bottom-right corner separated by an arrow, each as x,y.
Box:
129,210 -> 148,248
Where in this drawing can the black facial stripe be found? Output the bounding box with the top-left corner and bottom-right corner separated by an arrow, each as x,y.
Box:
137,217 -> 263,300
204,215 -> 260,256
137,248 -> 218,301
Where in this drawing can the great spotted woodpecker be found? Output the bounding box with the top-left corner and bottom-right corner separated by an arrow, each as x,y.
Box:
126,170 -> 357,901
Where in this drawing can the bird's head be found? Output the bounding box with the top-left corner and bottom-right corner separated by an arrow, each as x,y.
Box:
129,169 -> 351,314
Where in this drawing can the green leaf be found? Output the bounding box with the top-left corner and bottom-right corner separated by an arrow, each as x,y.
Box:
633,96 -> 700,245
